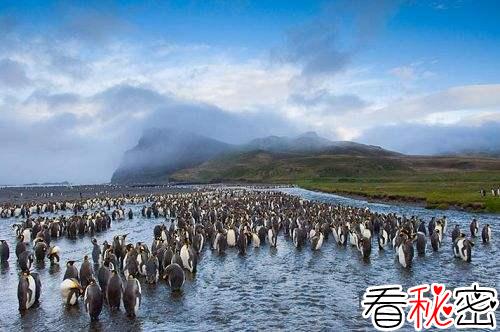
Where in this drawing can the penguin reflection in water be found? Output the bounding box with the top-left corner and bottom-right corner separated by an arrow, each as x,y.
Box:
18,271 -> 42,311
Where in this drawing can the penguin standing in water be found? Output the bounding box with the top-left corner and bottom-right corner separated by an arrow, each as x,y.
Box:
398,239 -> 414,268
145,255 -> 159,284
18,251 -> 34,271
18,271 -> 41,311
91,239 -> 101,265
430,229 -> 441,251
60,278 -> 83,306
63,261 -> 79,281
310,231 -> 324,251
123,275 -> 142,318
416,232 -> 426,256
214,231 -> 227,255
267,226 -> 277,248
357,238 -> 371,259
378,228 -> 389,250
453,234 -> 474,262
128,209 -> 133,220
470,219 -> 479,237
0,240 -> 9,263
163,263 -> 185,292
84,279 -> 103,321
97,263 -> 113,297
80,256 -> 94,290
237,228 -> 248,255
451,225 -> 461,243
16,235 -> 27,259
180,240 -> 198,273
34,240 -> 48,261
107,269 -> 123,310
482,224 -> 491,243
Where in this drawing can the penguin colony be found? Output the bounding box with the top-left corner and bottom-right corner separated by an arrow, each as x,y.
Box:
0,188 -> 493,322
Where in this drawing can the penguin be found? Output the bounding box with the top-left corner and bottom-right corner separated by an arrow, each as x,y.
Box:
292,227 -> 306,248
91,239 -> 101,265
97,263 -> 112,296
180,241 -> 197,273
18,271 -> 42,311
416,232 -> 426,256
267,227 -> 277,248
124,256 -> 140,279
18,251 -> 34,271
163,263 -> 185,292
63,261 -> 79,281
16,235 -> 27,259
80,256 -> 94,290
451,225 -> 461,243
60,278 -> 83,305
378,228 -> 389,250
251,232 -> 260,248
428,218 -> 436,237
128,209 -> 133,220
214,232 -> 227,255
0,240 -> 9,263
417,221 -> 426,236
430,229 -> 441,251
310,232 -> 324,251
84,280 -> 103,321
453,235 -> 473,262
107,270 -> 123,310
33,241 -> 47,261
482,224 -> 491,243
358,238 -> 371,259
398,239 -> 414,268
237,228 -> 248,255
47,246 -> 60,265
226,228 -> 237,247
123,275 -> 142,318
470,219 -> 479,237
145,255 -> 159,284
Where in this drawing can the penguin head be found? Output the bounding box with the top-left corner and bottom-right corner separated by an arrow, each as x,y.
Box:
67,260 -> 76,266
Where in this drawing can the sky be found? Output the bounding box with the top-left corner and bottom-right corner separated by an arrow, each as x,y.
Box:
0,0 -> 499,184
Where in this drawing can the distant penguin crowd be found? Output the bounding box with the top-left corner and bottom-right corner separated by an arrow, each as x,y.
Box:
0,187 -> 494,322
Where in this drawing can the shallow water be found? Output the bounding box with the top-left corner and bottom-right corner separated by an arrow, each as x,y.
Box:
0,187 -> 498,331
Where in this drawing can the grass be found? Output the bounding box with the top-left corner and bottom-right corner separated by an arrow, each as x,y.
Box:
296,172 -> 500,213
171,151 -> 500,213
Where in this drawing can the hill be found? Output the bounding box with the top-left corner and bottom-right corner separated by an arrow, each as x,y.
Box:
111,128 -> 233,184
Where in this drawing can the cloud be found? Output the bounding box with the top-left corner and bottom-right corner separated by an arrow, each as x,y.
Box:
281,21 -> 351,78
0,58 -> 31,88
289,90 -> 369,115
359,121 -> 500,155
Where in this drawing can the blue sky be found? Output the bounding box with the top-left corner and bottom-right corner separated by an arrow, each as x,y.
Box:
0,0 -> 499,183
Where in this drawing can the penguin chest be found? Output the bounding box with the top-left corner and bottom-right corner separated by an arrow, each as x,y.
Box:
315,234 -> 324,250
227,230 -> 236,247
180,246 -> 191,271
252,233 -> 260,247
398,246 -> 407,268
26,276 -> 36,309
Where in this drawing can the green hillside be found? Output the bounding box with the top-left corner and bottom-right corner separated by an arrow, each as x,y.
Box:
171,151 -> 500,212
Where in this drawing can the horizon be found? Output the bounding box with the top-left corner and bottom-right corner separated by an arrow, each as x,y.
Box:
1,0 -> 500,184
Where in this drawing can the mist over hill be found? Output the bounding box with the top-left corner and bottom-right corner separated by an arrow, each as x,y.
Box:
111,128 -> 400,184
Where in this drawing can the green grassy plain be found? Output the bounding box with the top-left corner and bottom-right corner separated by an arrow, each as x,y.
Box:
172,152 -> 500,212
297,171 -> 500,213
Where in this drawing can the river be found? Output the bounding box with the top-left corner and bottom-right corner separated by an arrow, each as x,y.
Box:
0,187 -> 498,331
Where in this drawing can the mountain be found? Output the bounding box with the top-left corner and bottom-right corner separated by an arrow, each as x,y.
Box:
243,131 -> 399,156
111,129 -> 403,184
111,128 -> 233,184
